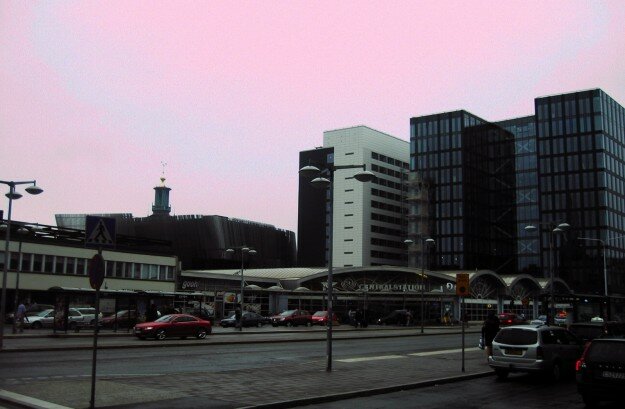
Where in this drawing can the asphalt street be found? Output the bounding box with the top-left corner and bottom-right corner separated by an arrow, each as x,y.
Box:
0,326 -> 490,409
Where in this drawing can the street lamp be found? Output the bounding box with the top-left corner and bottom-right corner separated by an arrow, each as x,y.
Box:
226,246 -> 257,331
0,180 -> 43,350
524,222 -> 569,325
404,237 -> 435,334
577,235 -> 625,319
299,163 -> 375,372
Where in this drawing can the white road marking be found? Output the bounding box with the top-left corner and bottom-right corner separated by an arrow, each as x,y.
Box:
337,347 -> 481,363
337,355 -> 406,363
409,347 -> 480,356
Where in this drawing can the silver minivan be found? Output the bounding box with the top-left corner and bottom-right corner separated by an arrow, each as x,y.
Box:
489,324 -> 584,381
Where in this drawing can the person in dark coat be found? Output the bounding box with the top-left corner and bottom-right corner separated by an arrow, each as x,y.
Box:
146,303 -> 159,322
481,311 -> 500,361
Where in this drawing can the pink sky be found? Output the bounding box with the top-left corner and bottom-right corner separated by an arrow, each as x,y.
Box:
2,1 -> 625,234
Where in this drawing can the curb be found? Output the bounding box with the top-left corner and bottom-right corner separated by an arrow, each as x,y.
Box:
0,389 -> 73,409
239,371 -> 494,409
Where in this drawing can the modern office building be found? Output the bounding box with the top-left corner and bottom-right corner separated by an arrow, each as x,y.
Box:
298,126 -> 409,268
408,111 -> 517,274
410,89 -> 625,300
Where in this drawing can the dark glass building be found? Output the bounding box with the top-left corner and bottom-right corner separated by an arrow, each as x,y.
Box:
411,89 -> 625,297
409,111 -> 516,273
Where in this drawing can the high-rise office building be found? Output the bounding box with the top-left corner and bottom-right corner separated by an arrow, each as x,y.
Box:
408,111 -> 516,273
411,89 -> 625,296
298,126 -> 409,267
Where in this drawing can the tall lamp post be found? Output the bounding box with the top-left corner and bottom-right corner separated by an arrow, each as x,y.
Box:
299,164 -> 375,372
404,237 -> 435,334
226,246 -> 257,331
577,235 -> 625,319
524,222 -> 569,325
0,180 -> 43,350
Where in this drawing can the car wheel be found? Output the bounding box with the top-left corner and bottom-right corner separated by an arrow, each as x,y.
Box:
32,321 -> 42,329
196,328 -> 207,339
272,323 -> 278,327
180,336 -> 187,340
156,329 -> 167,340
494,368 -> 509,380
306,321 -> 312,327
581,393 -> 598,408
549,362 -> 562,382
257,322 -> 263,328
69,322 -> 77,330
90,319 -> 96,326
286,322 -> 293,327
138,336 -> 146,340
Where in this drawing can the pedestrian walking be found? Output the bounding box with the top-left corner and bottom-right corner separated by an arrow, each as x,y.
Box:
15,301 -> 27,333
481,311 -> 500,361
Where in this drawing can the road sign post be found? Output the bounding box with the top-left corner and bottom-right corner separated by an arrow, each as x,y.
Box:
84,216 -> 115,409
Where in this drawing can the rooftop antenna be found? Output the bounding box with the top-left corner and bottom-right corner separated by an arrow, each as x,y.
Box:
160,161 -> 167,186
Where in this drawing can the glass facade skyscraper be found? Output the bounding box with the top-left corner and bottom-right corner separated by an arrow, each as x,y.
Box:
409,111 -> 516,273
410,89 -> 625,297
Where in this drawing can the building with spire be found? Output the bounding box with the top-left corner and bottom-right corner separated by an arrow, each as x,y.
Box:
57,173 -> 296,271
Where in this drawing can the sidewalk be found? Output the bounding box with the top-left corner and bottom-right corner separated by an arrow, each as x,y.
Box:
0,325 -> 488,409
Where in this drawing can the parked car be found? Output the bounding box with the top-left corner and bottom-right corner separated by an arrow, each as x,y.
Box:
220,311 -> 268,328
270,310 -> 312,327
5,303 -> 54,324
377,310 -> 411,326
489,324 -> 584,381
133,314 -> 212,340
179,307 -> 213,321
497,312 -> 527,326
569,321 -> 625,345
530,314 -> 547,325
23,309 -> 56,329
311,311 -> 340,326
73,307 -> 103,326
23,308 -> 93,330
576,336 -> 625,407
100,310 -> 137,328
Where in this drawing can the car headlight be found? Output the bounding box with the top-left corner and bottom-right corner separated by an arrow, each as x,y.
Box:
145,326 -> 153,330
280,318 -> 285,321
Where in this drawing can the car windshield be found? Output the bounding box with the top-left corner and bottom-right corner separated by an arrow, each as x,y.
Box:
279,310 -> 295,316
313,312 -> 326,317
495,328 -> 537,345
154,315 -> 175,323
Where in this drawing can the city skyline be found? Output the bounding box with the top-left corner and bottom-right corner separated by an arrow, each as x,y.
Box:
2,1 -> 625,233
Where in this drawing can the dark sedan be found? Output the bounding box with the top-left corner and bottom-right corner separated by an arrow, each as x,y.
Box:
220,311 -> 268,328
576,336 -> 625,407
133,314 -> 212,340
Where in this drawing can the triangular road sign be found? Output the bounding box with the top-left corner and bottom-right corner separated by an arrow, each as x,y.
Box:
86,219 -> 115,245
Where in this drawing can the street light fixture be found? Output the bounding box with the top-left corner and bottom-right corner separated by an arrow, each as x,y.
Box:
524,222 -> 569,325
226,246 -> 257,331
0,180 -> 43,350
404,237 -> 435,334
299,163 -> 375,372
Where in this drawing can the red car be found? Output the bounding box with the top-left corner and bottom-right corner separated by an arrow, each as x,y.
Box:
312,311 -> 340,326
270,309 -> 313,327
133,314 -> 212,340
498,312 -> 526,326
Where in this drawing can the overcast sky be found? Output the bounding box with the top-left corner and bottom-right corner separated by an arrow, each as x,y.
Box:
2,1 -> 625,234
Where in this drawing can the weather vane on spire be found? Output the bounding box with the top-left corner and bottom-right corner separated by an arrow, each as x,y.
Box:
160,161 -> 167,186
